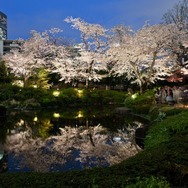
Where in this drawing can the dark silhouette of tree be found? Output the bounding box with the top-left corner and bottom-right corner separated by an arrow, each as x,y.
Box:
162,0 -> 188,69
0,59 -> 11,83
162,0 -> 188,29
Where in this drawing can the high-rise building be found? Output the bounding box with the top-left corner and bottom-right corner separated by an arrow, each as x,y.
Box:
0,11 -> 21,56
0,11 -> 7,40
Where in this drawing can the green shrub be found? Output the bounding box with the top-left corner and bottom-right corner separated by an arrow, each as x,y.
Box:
79,89 -> 100,105
124,90 -> 155,114
102,90 -> 127,104
81,89 -> 126,105
0,85 -> 131,108
124,90 -> 155,107
58,88 -> 80,105
0,84 -> 20,101
21,87 -> 49,100
145,110 -> 188,149
160,106 -> 183,117
126,176 -> 170,188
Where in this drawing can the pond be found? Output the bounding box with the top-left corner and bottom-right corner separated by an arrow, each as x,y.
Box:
0,106 -> 149,173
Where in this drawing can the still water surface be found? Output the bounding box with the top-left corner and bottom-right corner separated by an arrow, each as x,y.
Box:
0,106 -> 148,173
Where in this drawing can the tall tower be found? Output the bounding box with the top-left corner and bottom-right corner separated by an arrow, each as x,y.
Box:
0,11 -> 20,56
0,11 -> 7,40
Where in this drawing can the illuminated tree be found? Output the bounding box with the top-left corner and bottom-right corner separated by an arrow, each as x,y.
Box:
162,0 -> 188,69
3,47 -> 40,87
162,0 -> 188,29
0,59 -> 11,83
3,28 -> 66,87
64,17 -> 108,88
108,24 -> 177,93
29,68 -> 51,89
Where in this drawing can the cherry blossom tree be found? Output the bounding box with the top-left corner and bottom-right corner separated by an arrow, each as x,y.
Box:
50,46 -> 77,84
108,24 -> 177,93
3,28 -> 67,87
162,0 -> 188,29
162,0 -> 188,71
158,23 -> 188,83
166,24 -> 188,68
3,47 -> 41,87
63,17 -> 108,88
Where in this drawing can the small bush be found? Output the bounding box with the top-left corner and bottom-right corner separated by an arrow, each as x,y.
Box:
124,90 -> 155,114
82,89 -> 126,105
58,88 -> 80,106
102,90 -> 127,104
124,90 -> 155,107
0,84 -> 20,101
126,176 -> 170,188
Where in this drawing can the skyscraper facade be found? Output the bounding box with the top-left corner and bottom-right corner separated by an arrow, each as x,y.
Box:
0,11 -> 7,40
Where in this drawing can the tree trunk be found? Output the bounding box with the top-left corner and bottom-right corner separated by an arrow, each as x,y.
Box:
85,79 -> 89,89
23,77 -> 28,88
146,51 -> 157,88
139,83 -> 143,94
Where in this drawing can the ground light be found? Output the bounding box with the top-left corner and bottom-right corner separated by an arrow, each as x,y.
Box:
76,110 -> 84,118
33,116 -> 38,122
131,93 -> 138,100
53,90 -> 60,97
75,89 -> 83,97
53,113 -> 60,118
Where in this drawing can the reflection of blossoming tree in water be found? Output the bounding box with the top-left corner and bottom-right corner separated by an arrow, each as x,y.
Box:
5,123 -> 142,172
